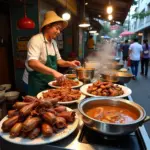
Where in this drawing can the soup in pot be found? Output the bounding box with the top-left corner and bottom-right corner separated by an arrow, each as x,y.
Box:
86,106 -> 139,124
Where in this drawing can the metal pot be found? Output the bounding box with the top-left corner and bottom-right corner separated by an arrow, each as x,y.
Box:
78,97 -> 150,136
106,62 -> 123,70
108,57 -> 120,63
100,74 -> 119,83
76,67 -> 95,83
101,71 -> 134,83
117,72 -> 134,83
66,74 -> 77,80
114,64 -> 124,70
113,57 -> 120,62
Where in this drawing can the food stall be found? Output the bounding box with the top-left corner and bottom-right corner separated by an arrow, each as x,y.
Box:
1,0 -> 149,148
0,97 -> 150,150
0,64 -> 150,150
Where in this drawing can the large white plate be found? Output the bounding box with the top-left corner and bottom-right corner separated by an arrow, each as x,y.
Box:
37,89 -> 86,105
48,80 -> 83,89
80,83 -> 132,98
0,108 -> 79,145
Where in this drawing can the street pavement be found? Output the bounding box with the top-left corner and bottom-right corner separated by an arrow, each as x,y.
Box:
127,64 -> 150,137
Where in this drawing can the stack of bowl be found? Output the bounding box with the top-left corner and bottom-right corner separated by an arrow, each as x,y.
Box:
5,91 -> 20,101
0,86 -> 5,99
0,84 -> 11,91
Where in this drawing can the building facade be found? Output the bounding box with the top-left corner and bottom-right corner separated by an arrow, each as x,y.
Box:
129,0 -> 150,42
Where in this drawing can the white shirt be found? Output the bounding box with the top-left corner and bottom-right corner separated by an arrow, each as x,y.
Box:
22,69 -> 28,84
23,33 -> 62,84
129,42 -> 143,61
25,33 -> 61,71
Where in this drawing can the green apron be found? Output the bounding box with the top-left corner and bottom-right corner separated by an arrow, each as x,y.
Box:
28,36 -> 57,96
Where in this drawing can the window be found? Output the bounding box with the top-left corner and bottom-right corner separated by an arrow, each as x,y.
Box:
146,5 -> 150,23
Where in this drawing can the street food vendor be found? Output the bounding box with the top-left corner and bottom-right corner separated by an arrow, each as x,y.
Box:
24,11 -> 80,96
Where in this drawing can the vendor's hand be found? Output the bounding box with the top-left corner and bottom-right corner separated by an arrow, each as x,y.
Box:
53,71 -> 65,82
69,60 -> 81,68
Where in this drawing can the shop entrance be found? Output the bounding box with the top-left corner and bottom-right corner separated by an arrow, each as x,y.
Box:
0,2 -> 14,85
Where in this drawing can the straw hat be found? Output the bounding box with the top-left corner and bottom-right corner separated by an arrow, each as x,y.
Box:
41,11 -> 68,30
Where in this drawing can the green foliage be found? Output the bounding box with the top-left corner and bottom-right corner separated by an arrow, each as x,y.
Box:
131,34 -> 137,39
132,0 -> 138,5
99,22 -> 124,38
132,11 -> 150,19
123,20 -> 129,30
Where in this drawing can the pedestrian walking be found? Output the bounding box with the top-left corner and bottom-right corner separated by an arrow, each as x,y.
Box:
122,40 -> 130,68
129,38 -> 143,80
140,39 -> 150,77
116,42 -> 122,58
87,35 -> 95,56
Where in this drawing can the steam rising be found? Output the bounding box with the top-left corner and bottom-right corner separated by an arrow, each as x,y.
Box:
85,42 -> 117,78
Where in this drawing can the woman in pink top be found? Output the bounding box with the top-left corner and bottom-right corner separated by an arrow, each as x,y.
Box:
141,39 -> 150,77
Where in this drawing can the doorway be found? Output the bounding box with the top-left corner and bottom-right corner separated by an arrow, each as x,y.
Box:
0,2 -> 15,86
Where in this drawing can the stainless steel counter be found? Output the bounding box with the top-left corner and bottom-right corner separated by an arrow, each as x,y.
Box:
1,93 -> 150,150
45,95 -> 150,150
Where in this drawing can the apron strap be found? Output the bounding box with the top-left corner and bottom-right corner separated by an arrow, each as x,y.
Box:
52,42 -> 57,57
43,35 -> 57,65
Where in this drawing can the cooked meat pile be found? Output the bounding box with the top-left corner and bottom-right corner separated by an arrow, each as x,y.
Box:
42,88 -> 81,102
87,81 -> 124,96
52,79 -> 79,87
1,95 -> 76,139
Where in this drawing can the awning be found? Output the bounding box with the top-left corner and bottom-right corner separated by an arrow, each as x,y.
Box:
89,19 -> 103,32
120,31 -> 134,37
85,0 -> 134,24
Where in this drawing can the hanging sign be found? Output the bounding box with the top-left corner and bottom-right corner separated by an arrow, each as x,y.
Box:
17,36 -> 31,51
110,25 -> 120,30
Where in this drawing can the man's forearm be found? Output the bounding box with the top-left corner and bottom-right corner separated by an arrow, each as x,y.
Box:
28,59 -> 57,76
57,59 -> 71,67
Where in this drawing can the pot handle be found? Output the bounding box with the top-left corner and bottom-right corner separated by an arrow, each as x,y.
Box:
82,116 -> 93,126
143,116 -> 150,123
